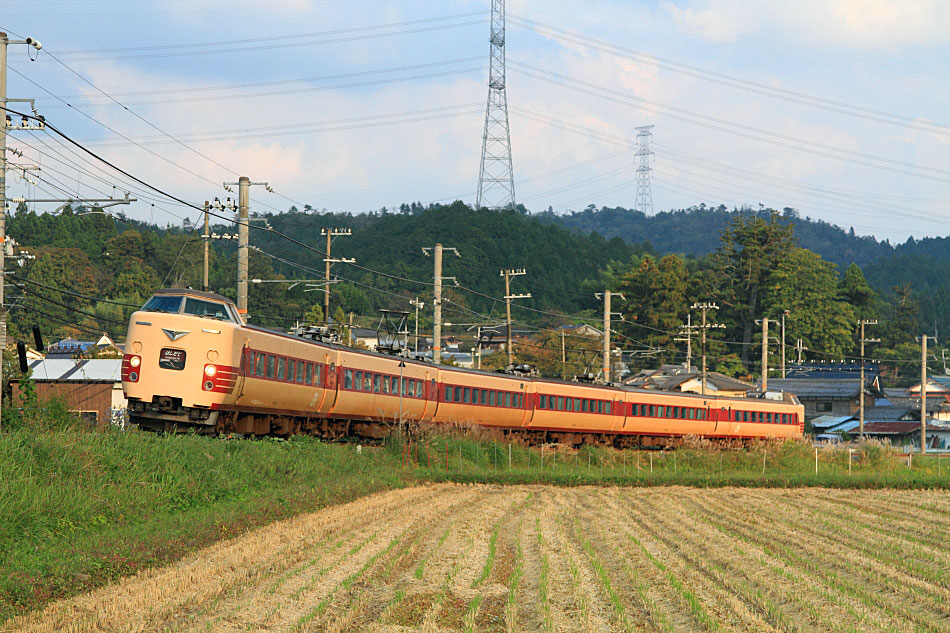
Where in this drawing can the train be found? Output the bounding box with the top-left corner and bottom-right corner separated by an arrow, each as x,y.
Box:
122,288 -> 804,446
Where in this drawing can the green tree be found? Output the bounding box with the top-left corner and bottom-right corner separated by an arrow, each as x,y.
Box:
763,247 -> 855,360
839,263 -> 877,320
616,254 -> 690,364
883,283 -> 919,347
304,303 -> 324,325
713,211 -> 795,367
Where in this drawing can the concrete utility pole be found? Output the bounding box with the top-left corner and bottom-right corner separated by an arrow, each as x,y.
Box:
321,227 -> 353,324
781,310 -> 790,378
675,314 -> 692,373
858,319 -> 879,440
236,177 -> 249,316
223,177 -> 269,320
690,302 -> 725,396
561,328 -> 566,378
761,317 -> 769,390
501,268 -> 531,366
596,291 -> 624,383
919,334 -> 936,455
796,338 -> 805,364
410,297 -> 424,354
202,201 -> 210,291
423,244 -> 459,364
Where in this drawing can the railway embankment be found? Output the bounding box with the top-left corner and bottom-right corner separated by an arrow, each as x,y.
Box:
3,407 -> 949,623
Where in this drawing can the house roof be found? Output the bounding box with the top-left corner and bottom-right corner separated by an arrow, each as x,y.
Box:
784,363 -> 879,380
625,370 -> 752,392
810,415 -> 854,429
350,327 -> 379,339
862,421 -> 945,434
765,378 -> 863,399
25,359 -> 122,382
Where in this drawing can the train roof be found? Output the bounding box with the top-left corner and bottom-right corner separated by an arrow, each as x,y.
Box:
154,288 -> 235,304
243,322 -> 798,406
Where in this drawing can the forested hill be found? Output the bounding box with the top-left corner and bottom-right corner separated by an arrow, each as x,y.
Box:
539,205 -> 895,270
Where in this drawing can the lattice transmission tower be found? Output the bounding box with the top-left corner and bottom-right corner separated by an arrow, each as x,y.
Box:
635,125 -> 654,215
476,0 -> 516,211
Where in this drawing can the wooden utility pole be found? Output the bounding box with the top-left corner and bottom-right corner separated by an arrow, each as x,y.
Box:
321,227 -> 353,324
690,303 -> 724,395
501,269 -> 530,366
858,319 -> 879,440
423,244 -> 459,364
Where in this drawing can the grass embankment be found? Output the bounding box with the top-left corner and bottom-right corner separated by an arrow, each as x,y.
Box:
0,424 -> 408,622
4,414 -> 950,623
389,433 -> 950,489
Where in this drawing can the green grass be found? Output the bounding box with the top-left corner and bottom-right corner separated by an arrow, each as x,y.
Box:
4,415 -> 950,624
0,422 -> 409,622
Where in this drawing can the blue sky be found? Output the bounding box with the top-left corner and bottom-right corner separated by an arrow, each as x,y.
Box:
3,0 -> 947,241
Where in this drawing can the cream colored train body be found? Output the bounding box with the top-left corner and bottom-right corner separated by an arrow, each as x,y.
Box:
123,289 -> 804,445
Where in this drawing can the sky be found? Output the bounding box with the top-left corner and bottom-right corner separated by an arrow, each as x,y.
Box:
2,0 -> 948,242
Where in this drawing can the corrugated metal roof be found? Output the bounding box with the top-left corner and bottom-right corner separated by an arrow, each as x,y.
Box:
863,421 -> 946,434
26,359 -> 122,381
828,420 -> 861,433
811,415 -> 854,429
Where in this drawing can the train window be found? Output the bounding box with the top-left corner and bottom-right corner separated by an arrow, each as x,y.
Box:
278,358 -> 288,381
605,402 -> 611,415
344,369 -> 353,389
363,373 -> 372,391
540,395 -> 547,409
444,385 -> 451,401
673,406 -> 680,418
487,391 -> 494,406
296,362 -> 305,384
183,297 -> 233,322
265,355 -> 274,378
142,294 -> 183,314
461,387 -> 469,403
477,389 -> 485,405
305,363 -> 313,385
501,392 -> 508,408
399,378 -> 406,395
453,386 -> 461,402
354,371 -> 363,391
315,364 -> 323,386
581,399 -> 588,413
647,405 -> 654,416
416,381 -> 424,398
554,397 -> 561,411
256,354 -> 265,377
781,413 -> 787,424
287,360 -> 295,382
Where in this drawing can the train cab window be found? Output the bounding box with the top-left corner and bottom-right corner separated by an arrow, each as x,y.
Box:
344,369 -> 353,389
183,297 -> 233,321
142,294 -> 183,314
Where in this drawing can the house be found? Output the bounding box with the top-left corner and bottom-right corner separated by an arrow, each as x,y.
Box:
860,421 -> 950,451
478,325 -> 536,352
764,378 -> 880,421
905,380 -> 950,404
349,327 -> 379,349
557,323 -> 603,338
46,333 -> 122,359
11,358 -> 126,427
625,365 -> 754,397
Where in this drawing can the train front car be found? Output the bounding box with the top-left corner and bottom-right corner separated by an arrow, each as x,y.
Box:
122,289 -> 243,433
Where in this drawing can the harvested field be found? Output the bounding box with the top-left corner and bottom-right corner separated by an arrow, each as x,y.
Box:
8,484 -> 950,633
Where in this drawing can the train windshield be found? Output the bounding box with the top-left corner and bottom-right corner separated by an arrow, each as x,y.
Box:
142,295 -> 183,313
141,294 -> 235,322
182,297 -> 233,321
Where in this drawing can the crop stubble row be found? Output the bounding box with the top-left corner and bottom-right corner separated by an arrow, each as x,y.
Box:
6,485 -> 950,633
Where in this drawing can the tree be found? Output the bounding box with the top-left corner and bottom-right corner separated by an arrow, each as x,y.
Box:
882,283 -> 919,347
616,254 -> 690,364
839,263 -> 877,320
713,211 -> 795,367
763,247 -> 855,360
304,304 -> 324,325
332,306 -> 346,325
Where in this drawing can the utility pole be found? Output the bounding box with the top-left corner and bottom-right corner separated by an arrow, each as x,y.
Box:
223,177 -> 270,320
781,310 -> 789,378
202,201 -> 210,291
422,244 -> 459,364
561,328 -> 566,378
760,317 -> 770,390
321,227 -> 354,324
796,338 -> 805,364
595,291 -> 624,383
919,334 -> 936,455
675,314 -> 692,373
501,268 -> 531,366
690,302 -> 725,396
858,319 -> 879,440
410,297 -> 424,354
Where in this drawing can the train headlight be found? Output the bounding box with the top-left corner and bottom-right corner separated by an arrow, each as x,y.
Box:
129,356 -> 141,368
204,364 -> 217,377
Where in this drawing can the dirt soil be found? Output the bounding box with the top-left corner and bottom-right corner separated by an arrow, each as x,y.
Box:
6,485 -> 950,633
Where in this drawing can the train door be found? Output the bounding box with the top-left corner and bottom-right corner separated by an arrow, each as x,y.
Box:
320,352 -> 339,414
520,381 -> 533,427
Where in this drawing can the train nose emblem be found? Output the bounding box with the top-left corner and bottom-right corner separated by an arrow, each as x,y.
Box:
162,328 -> 190,341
